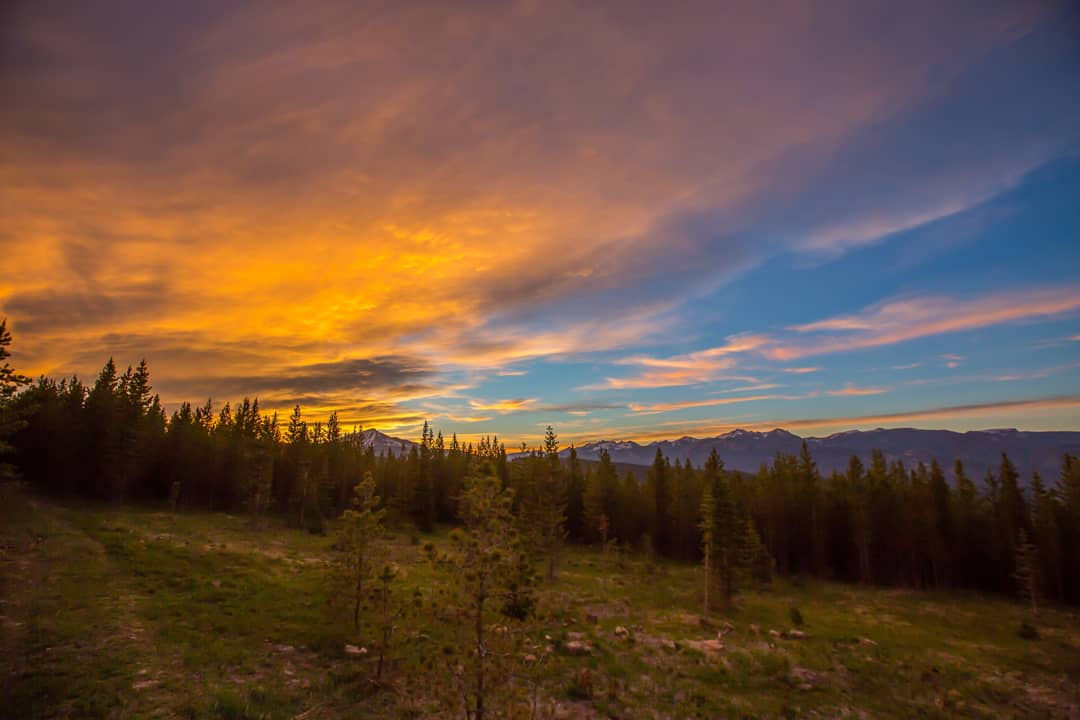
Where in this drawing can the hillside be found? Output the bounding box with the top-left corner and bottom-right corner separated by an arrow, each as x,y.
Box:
3,486 -> 1076,719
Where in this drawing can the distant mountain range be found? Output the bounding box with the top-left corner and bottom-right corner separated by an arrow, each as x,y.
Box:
563,428 -> 1080,481
362,426 -> 1080,483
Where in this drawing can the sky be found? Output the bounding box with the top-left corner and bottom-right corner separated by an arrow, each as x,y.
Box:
2,0 -> 1079,446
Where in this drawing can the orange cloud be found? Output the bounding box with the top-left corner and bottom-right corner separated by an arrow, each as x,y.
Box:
468,397 -> 539,413
0,0 -> 1065,438
444,414 -> 492,423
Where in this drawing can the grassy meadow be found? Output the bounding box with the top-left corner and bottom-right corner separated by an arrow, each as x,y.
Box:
2,484 -> 1078,719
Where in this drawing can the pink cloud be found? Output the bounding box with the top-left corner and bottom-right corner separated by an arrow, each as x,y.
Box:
825,385 -> 889,397
769,286 -> 1080,360
629,394 -> 796,414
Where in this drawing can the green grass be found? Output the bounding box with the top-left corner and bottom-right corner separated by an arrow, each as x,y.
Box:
2,484 -> 1078,718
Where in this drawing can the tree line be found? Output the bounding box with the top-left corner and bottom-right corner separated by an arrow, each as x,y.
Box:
5,348 -> 1080,609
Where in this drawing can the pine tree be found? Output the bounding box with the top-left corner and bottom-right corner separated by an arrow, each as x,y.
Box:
434,465 -> 532,720
952,459 -> 983,588
536,425 -> 566,581
646,448 -> 672,557
928,459 -> 952,587
369,562 -> 410,683
798,441 -> 826,575
244,406 -> 275,527
0,320 -> 30,478
740,514 -> 772,584
584,448 -> 619,545
85,358 -> 123,498
1029,472 -> 1064,601
698,478 -> 716,613
285,405 -> 316,530
847,455 -> 872,583
670,457 -> 702,562
564,445 -> 586,542
702,448 -> 738,609
997,453 -> 1028,589
339,471 -> 387,629
1058,454 -> 1080,603
412,420 -> 436,532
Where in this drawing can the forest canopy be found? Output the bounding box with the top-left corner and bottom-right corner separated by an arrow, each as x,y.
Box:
5,351 -> 1079,607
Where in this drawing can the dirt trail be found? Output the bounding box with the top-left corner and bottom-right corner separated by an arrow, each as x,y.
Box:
0,493 -> 181,718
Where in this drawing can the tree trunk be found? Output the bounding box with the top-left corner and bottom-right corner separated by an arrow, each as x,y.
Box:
377,587 -> 389,681
353,557 -> 364,630
475,592 -> 485,720
547,538 -> 556,582
703,543 -> 710,613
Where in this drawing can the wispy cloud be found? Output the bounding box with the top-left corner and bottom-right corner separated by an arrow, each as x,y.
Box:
589,286 -> 1080,390
992,362 -> 1080,382
468,397 -> 538,413
781,395 -> 1080,430
825,384 -> 889,397
903,362 -> 1080,387
613,395 -> 1080,442
769,286 -> 1080,360
585,334 -> 770,390
629,394 -> 796,414
942,353 -> 964,369
712,383 -> 782,394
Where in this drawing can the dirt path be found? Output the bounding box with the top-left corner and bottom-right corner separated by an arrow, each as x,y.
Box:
0,490 -> 181,718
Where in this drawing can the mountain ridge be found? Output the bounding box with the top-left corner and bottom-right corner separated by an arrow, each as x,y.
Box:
560,427 -> 1080,481
361,426 -> 1080,481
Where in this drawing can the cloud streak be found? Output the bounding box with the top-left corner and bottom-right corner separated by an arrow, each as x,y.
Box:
771,286 -> 1080,360
825,385 -> 889,397
629,394 -> 797,414
468,398 -> 539,413
602,285 -> 1080,389
611,395 -> 1080,442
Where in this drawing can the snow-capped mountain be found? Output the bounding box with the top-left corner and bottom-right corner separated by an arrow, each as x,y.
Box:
561,428 -> 1080,481
358,428 -> 417,455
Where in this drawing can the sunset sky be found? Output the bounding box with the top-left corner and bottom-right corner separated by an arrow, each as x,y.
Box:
2,0 -> 1079,445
